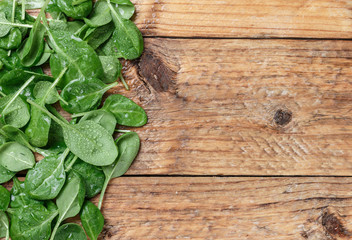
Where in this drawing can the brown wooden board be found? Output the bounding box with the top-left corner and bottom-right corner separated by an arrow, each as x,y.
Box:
27,0 -> 352,39
5,177 -> 352,240
105,38 -> 352,176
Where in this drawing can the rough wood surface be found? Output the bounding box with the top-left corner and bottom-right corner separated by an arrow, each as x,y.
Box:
4,177 -> 352,240
85,177 -> 352,240
111,38 -> 352,176
27,0 -> 352,39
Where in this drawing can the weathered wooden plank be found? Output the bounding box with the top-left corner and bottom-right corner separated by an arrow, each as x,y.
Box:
27,0 -> 352,39
116,38 -> 352,175
4,177 -> 352,239
95,177 -> 352,239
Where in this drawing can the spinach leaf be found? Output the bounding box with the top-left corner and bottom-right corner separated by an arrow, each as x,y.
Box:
0,12 -> 12,38
102,94 -> 147,127
0,211 -> 9,239
0,125 -> 35,151
50,171 -> 85,240
25,68 -> 67,147
110,0 -> 135,19
0,185 -> 10,211
53,223 -> 87,240
85,22 -> 115,50
33,81 -> 63,105
99,55 -> 122,84
60,78 -> 117,114
0,165 -> 15,184
56,0 -> 92,19
26,0 -> 46,9
46,29 -> 104,88
0,94 -> 30,128
99,131 -> 140,208
25,149 -> 70,200
0,142 -> 35,172
80,109 -> 116,135
8,204 -> 58,240
84,1 -> 111,27
96,35 -> 122,58
108,0 -> 143,60
10,177 -> 44,208
72,158 -> 105,198
80,201 -> 104,240
0,28 -> 22,50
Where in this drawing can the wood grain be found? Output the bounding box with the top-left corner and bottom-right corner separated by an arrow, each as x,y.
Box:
113,38 -> 352,176
4,177 -> 352,240
27,0 -> 352,39
90,177 -> 352,240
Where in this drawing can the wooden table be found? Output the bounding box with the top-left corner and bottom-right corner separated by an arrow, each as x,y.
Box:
28,0 -> 352,239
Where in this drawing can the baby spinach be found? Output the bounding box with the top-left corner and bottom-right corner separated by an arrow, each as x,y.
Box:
72,158 -> 105,198
46,29 -> 104,88
8,204 -> 58,240
79,109 -> 116,135
10,177 -> 44,208
0,186 -> 10,211
28,99 -> 118,166
99,55 -> 122,84
80,201 -> 104,240
33,81 -> 66,105
84,1 -> 111,27
103,94 -> 148,127
56,0 -> 92,19
53,223 -> 87,240
0,125 -> 35,151
0,28 -> 22,50
108,0 -> 143,60
85,22 -> 115,50
0,142 -> 35,172
25,149 -> 70,200
0,211 -> 9,240
50,171 -> 85,240
60,78 -> 117,114
110,0 -> 135,19
99,131 -> 140,209
0,12 -> 12,38
0,166 -> 15,184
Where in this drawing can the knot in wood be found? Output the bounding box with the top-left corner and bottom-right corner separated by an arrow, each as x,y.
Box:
273,109 -> 292,126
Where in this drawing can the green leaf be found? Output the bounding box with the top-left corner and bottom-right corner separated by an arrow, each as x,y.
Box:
72,158 -> 105,198
8,204 -> 58,240
0,12 -> 12,38
25,149 -> 69,200
0,142 -> 35,172
80,201 -> 104,240
84,1 -> 111,27
80,109 -> 116,135
33,81 -> 61,104
56,0 -> 92,19
102,94 -> 147,127
0,125 -> 35,151
85,22 -> 115,50
53,223 -> 87,240
60,78 -> 117,114
108,1 -> 143,60
0,186 -> 10,211
110,0 -> 135,19
99,55 -> 122,84
0,165 -> 15,184
99,131 -> 140,208
51,171 -> 85,239
46,29 -> 104,88
0,94 -> 30,128
0,28 -> 22,50
0,211 -> 9,239
10,177 -> 44,208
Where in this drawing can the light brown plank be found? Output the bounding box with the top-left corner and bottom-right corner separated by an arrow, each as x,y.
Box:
96,177 -> 352,239
115,38 -> 352,175
27,0 -> 352,38
4,177 -> 352,239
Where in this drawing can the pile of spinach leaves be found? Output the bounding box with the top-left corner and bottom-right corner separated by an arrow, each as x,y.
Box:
0,0 -> 146,238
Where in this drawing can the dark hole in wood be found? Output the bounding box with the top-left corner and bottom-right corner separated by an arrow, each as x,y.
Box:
322,212 -> 347,237
274,109 -> 292,126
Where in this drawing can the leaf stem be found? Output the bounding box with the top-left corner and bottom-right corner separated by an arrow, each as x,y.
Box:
1,76 -> 35,115
98,178 -> 109,209
0,21 -> 33,28
27,99 -> 67,128
21,0 -> 25,20
49,215 -> 62,240
119,73 -> 129,90
11,0 -> 16,23
64,155 -> 78,172
42,67 -> 68,104
70,111 -> 89,118
47,105 -> 69,124
115,129 -> 131,133
0,91 -> 6,97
